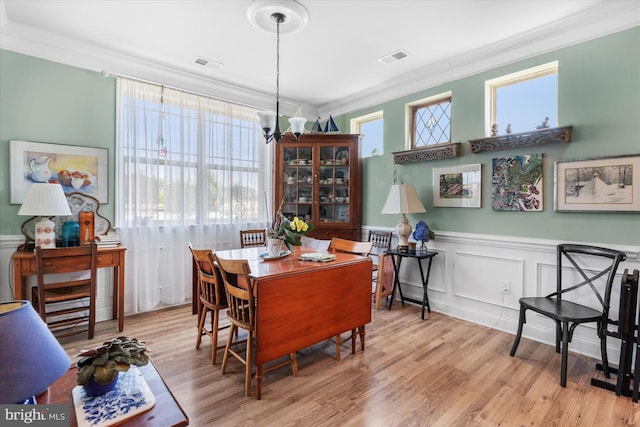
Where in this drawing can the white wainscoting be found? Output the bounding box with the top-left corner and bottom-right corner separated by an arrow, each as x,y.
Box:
3,230 -> 640,362
362,226 -> 640,363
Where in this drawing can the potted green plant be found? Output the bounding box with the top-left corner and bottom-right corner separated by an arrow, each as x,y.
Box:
76,336 -> 149,396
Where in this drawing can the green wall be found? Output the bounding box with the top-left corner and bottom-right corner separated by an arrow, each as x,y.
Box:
336,27 -> 640,245
1,28 -> 639,245
0,50 -> 116,234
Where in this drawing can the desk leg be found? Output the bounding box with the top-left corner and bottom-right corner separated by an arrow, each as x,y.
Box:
112,266 -> 118,320
118,251 -> 125,332
13,259 -> 26,300
388,255 -> 405,310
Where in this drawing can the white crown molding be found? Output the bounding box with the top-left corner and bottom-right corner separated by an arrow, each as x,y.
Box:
0,6 -> 316,118
1,0 -> 637,119
318,1 -> 640,118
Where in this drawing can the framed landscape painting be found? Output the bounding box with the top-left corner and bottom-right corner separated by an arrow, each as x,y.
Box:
432,163 -> 481,208
10,140 -> 108,204
554,154 -> 639,212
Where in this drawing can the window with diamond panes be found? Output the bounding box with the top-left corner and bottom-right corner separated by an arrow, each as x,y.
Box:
412,98 -> 451,147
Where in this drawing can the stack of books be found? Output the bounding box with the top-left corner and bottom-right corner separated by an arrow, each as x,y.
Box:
94,232 -> 121,248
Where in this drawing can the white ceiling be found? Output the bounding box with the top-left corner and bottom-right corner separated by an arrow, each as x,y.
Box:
1,0 -> 638,118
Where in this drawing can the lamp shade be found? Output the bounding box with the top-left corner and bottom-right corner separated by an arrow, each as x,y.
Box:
257,110 -> 277,136
288,116 -> 307,136
0,301 -> 71,403
17,183 -> 71,217
381,184 -> 427,214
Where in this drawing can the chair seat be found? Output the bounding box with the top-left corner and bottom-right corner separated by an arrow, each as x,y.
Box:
520,297 -> 602,323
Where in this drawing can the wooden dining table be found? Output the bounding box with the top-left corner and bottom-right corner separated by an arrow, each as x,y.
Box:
209,246 -> 373,391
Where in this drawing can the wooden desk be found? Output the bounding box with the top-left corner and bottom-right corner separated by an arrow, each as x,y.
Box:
213,246 -> 372,394
42,361 -> 188,427
11,246 -> 127,331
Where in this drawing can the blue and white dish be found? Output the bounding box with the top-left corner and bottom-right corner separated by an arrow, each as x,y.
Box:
259,250 -> 291,260
73,366 -> 155,427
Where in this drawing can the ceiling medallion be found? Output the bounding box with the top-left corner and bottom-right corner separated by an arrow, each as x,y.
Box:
247,0 -> 309,34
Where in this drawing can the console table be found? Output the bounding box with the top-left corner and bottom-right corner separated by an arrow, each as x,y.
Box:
10,246 -> 127,331
385,249 -> 437,320
42,361 -> 188,427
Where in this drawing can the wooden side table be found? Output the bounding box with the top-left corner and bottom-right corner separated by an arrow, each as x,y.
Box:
42,361 -> 188,426
385,249 -> 438,320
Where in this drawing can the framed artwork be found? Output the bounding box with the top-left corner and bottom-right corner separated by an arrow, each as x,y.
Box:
10,140 -> 108,204
432,163 -> 481,208
554,154 -> 639,212
492,154 -> 543,211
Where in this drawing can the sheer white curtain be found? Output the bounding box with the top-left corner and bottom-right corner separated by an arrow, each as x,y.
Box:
116,78 -> 272,314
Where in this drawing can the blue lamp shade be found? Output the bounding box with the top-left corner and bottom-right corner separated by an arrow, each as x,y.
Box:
0,301 -> 71,403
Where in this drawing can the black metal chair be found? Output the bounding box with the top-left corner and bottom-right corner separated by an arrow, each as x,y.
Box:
510,243 -> 626,387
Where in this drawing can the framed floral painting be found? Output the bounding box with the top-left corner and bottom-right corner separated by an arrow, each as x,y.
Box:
491,154 -> 543,211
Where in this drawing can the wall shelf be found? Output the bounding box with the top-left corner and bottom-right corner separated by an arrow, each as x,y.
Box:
469,126 -> 573,154
392,142 -> 460,164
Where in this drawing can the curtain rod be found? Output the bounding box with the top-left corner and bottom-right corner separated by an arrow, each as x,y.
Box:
104,70 -> 264,112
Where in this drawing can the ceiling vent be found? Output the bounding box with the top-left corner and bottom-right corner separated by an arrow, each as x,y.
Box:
378,49 -> 409,65
193,56 -> 224,70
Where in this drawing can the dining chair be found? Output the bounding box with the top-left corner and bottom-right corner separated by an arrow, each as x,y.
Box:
328,237 -> 373,360
373,252 -> 395,309
216,254 -> 298,399
368,230 -> 392,272
239,229 -> 266,248
300,235 -> 331,251
189,245 -> 229,365
510,244 -> 627,387
368,230 -> 392,298
32,243 -> 98,339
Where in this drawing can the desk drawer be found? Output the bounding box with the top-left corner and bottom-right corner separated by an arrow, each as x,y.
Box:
19,258 -> 37,275
97,252 -> 117,267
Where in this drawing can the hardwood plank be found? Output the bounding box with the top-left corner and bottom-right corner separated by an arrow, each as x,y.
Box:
58,304 -> 640,426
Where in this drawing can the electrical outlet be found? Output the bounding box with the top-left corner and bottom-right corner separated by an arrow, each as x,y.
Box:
501,281 -> 511,295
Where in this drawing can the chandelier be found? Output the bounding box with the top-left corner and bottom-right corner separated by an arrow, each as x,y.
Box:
248,0 -> 308,144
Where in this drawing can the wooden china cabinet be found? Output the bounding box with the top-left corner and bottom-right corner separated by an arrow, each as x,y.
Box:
274,133 -> 362,241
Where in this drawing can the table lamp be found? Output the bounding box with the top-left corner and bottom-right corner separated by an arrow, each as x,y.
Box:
381,184 -> 427,251
0,301 -> 71,404
18,183 -> 71,249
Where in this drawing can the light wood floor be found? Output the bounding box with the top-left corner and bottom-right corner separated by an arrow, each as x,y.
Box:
59,303 -> 640,426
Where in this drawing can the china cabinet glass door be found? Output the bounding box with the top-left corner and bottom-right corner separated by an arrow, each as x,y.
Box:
318,145 -> 351,225
282,145 -> 314,223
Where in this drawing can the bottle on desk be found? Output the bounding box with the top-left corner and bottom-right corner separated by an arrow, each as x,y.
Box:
79,211 -> 95,245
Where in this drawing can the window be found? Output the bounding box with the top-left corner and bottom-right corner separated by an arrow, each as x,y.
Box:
115,78 -> 272,313
350,111 -> 383,157
117,79 -> 271,228
486,61 -> 558,136
406,92 -> 452,149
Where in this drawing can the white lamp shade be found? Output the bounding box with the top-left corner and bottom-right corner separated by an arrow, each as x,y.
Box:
257,110 -> 277,135
18,183 -> 71,217
288,116 -> 307,135
381,184 -> 427,214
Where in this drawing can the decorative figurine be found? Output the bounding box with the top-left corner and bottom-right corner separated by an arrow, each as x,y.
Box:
491,123 -> 498,136
506,124 -> 512,134
536,117 -> 550,129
